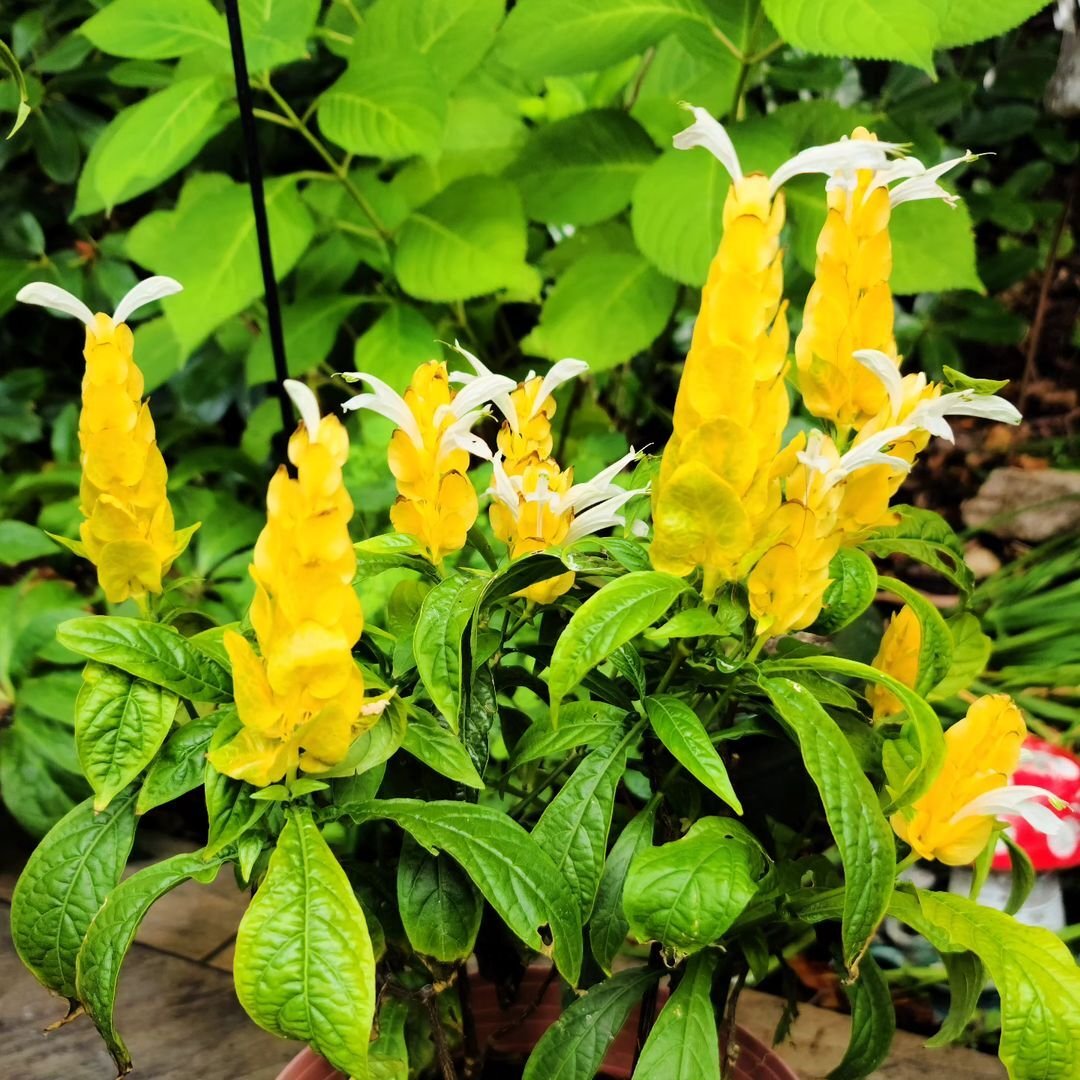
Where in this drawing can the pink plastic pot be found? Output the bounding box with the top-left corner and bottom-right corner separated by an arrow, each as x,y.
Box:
276,965 -> 798,1080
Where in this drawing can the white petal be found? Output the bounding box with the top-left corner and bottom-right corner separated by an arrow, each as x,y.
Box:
562,488 -> 648,544
16,282 -> 96,327
768,138 -> 902,196
834,425 -> 914,479
889,152 -> 980,209
562,448 -> 640,512
952,784 -> 1071,839
488,454 -> 520,512
907,390 -> 1021,445
112,275 -> 183,324
531,358 -> 589,420
284,379 -> 321,441
672,104 -> 742,181
339,373 -> 424,447
440,410 -> 493,460
854,349 -> 904,417
448,339 -> 493,379
451,371 -> 518,419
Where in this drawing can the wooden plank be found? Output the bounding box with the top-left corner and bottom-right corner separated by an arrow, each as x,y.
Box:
0,908 -> 299,1080
737,988 -> 1006,1079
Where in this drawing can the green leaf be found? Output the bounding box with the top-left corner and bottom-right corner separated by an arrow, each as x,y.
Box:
74,78 -> 230,216
930,0 -> 1052,48
76,851 -> 222,1072
644,696 -> 741,813
523,968 -> 658,1080
890,887 -> 1080,1078
645,605 -> 742,642
759,677 -> 894,972
137,712 -> 219,814
308,694 -> 407,780
414,574 -> 486,730
1002,833 -> 1036,917
532,737 -> 633,919
761,0 -> 940,75
878,577 -> 954,697
397,833 -> 482,962
57,616 -> 231,703
80,0 -> 228,59
126,175 -> 314,355
814,548 -> 877,633
0,38 -> 31,137
354,0 -> 504,89
10,789 -> 137,1000
860,505 -> 973,595
890,199 -> 982,295
930,613 -> 992,700
495,0 -> 709,76
507,110 -> 655,226
591,801 -> 658,975
239,0 -> 320,74
548,571 -> 689,715
395,176 -> 538,301
511,701 -> 628,768
633,951 -> 720,1080
235,808 -> 375,1078
75,664 -> 178,811
522,252 -> 678,372
401,706 -> 484,789
624,817 -> 764,956
205,713 -> 271,857
246,295 -> 361,384
0,520 -> 55,565
318,53 -> 446,161
351,305 -> 441,396
925,950 -> 984,1048
940,365 -> 1009,395
353,533 -> 441,582
0,725 -> 85,837
356,799 -> 583,983
829,953 -> 895,1079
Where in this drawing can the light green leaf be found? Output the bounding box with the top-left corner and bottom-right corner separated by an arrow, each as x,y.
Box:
235,808 -> 375,1078
354,0 -> 504,88
815,548 -> 877,633
591,800 -> 658,975
76,851 -> 222,1072
644,695 -> 741,813
645,605 -> 742,642
878,577 -> 954,697
401,706 -> 484,789
930,613 -> 992,700
495,0 -> 710,77
413,574 -> 486,730
74,77 -> 231,216
507,109 -> 655,226
759,676 -> 894,972
533,738 -> 633,919
1,39 -> 31,138
137,712 -> 219,814
890,887 -> 1080,1078
80,0 -> 228,59
356,799 -> 583,983
511,701 -> 628,768
860,505 -> 973,596
633,951 -> 720,1080
353,533 -> 441,582
10,789 -> 138,1000
925,950 -> 984,1048
0,520 -> 55,565
930,0 -> 1052,47
395,176 -> 538,301
523,968 -> 658,1080
75,663 -> 178,811
133,317 -> 185,392
761,0 -> 940,74
126,175 -> 314,355
246,295 -> 361,384
57,616 -> 231,703
205,712 -> 271,857
522,252 -> 677,372
239,0 -> 320,74
318,53 -> 446,161
624,817 -> 764,956
548,571 -> 689,715
829,953 -> 895,1079
351,304 -> 440,395
891,199 -> 982,295
397,833 -> 482,962
0,726 -> 84,837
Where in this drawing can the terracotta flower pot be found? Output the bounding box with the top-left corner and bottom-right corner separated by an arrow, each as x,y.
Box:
276,966 -> 798,1080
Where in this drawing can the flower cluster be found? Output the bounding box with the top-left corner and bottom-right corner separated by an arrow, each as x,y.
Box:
17,278 -> 197,605
651,107 -> 1020,636
210,382 -> 375,786
343,348 -> 646,603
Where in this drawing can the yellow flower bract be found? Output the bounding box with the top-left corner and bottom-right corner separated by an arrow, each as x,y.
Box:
867,605 -> 922,719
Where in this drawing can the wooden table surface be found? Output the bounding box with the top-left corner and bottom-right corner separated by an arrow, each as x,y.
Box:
0,835 -> 1004,1080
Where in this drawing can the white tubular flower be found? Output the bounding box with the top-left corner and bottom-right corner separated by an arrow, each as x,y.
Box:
532,358 -> 590,420
854,349 -> 904,417
796,427 -> 911,487
563,488 -> 647,545
673,105 -> 903,196
17,276 -> 182,327
338,372 -> 425,443
560,448 -> 643,514
951,785 -> 1070,839
888,152 -> 982,208
283,379 -> 321,441
907,390 -> 1022,443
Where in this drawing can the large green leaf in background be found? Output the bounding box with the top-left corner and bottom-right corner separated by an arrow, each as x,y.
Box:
79,0 -> 229,60
239,0 -> 321,74
245,295 -> 361,384
395,176 -> 539,301
126,174 -> 314,355
890,199 -> 982,295
235,808 -> 375,1079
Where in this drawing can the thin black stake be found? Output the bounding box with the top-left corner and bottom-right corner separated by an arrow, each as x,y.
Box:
223,0 -> 293,448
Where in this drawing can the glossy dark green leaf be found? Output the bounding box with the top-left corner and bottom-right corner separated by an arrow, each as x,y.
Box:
511,701 -> 628,769
136,712 -> 219,814
829,952 -> 895,1079
397,833 -> 482,962
235,808 -> 376,1077
57,616 -> 231,703
814,548 -> 877,633
401,706 -> 484,789
205,715 -> 270,857
861,506 -> 973,595
925,950 -> 984,1048
877,578 -> 954,696
759,676 -> 893,973
10,788 -> 138,1000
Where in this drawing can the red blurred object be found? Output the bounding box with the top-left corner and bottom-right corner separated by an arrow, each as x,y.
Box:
276,965 -> 798,1080
991,736 -> 1080,872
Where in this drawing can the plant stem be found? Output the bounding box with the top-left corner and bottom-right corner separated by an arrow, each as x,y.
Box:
656,644 -> 689,693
